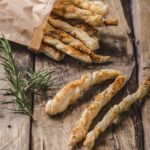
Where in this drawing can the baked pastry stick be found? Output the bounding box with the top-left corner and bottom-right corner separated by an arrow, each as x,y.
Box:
69,75 -> 126,146
90,53 -> 110,64
45,25 -> 110,63
62,0 -> 109,16
45,69 -> 122,115
43,36 -> 92,63
40,43 -> 65,61
52,4 -> 118,27
84,77 -> 150,150
45,24 -> 91,54
71,22 -> 99,40
48,16 -> 99,50
50,15 -> 100,40
59,0 -> 71,5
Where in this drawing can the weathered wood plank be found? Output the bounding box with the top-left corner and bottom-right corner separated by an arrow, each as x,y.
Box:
120,1 -> 144,149
32,0 -> 138,150
132,1 -> 150,150
0,43 -> 32,150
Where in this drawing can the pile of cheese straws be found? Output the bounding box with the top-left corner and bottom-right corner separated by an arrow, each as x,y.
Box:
40,0 -> 118,63
45,69 -> 150,150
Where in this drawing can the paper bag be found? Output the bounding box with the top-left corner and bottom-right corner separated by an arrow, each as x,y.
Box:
0,0 -> 58,51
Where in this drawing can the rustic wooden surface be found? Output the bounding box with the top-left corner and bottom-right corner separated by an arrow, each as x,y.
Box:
32,0 -> 136,150
0,44 -> 33,150
132,0 -> 150,150
0,0 -> 150,150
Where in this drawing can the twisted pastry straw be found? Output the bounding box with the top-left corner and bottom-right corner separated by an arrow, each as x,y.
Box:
69,75 -> 126,146
45,24 -> 92,54
45,69 -> 122,115
48,16 -> 99,50
69,0 -> 109,16
43,36 -> 92,63
53,3 -> 117,27
53,4 -> 104,27
45,24 -> 110,64
69,22 -> 99,40
84,77 -> 150,150
59,0 -> 108,16
90,53 -> 110,64
40,43 -> 65,61
39,24 -> 66,61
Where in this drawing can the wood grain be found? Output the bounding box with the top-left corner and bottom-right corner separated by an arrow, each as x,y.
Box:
31,0 -> 138,150
0,43 -> 32,150
132,0 -> 150,149
1,1 -> 149,150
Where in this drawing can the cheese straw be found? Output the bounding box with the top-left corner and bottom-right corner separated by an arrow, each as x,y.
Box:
45,69 -> 122,115
69,75 -> 126,146
84,77 -> 150,150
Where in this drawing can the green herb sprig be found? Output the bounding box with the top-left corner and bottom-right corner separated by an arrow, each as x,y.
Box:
0,37 -> 55,116
25,69 -> 55,92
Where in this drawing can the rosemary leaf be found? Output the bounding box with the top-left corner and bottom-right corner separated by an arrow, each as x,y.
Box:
25,69 -> 55,92
0,37 -> 32,116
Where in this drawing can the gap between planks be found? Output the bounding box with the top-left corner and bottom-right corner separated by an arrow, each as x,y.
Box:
121,0 -> 145,149
132,0 -> 150,150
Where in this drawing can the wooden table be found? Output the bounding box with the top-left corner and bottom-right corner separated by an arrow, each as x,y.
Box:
0,0 -> 150,150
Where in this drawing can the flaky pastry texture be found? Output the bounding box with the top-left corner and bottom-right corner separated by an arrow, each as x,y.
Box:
40,43 -> 65,61
45,69 -> 122,115
45,24 -> 92,54
84,77 -> 150,150
53,3 -> 104,27
69,75 -> 126,146
45,24 -> 110,64
43,36 -> 92,63
70,0 -> 109,16
48,16 -> 99,50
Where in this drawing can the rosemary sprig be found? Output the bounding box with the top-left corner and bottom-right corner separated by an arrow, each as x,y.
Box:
0,37 -> 55,116
25,69 -> 55,92
0,37 -> 32,116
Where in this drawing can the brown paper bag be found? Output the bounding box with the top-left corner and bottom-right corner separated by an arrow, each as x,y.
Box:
0,0 -> 58,51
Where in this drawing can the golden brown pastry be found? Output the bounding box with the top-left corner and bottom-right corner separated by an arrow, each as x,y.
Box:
45,69 -> 122,115
72,22 -> 99,40
43,36 -> 92,63
69,0 -> 109,16
45,24 -> 110,64
53,3 -> 118,27
69,75 -> 126,146
59,0 -> 71,5
50,15 -> 100,40
40,43 -> 65,61
45,24 -> 92,54
84,77 -> 150,150
103,18 -> 119,26
52,3 -> 105,27
90,53 -> 110,64
48,16 -> 99,50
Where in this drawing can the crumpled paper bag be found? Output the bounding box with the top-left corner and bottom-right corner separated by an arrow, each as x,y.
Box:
0,0 -> 58,51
